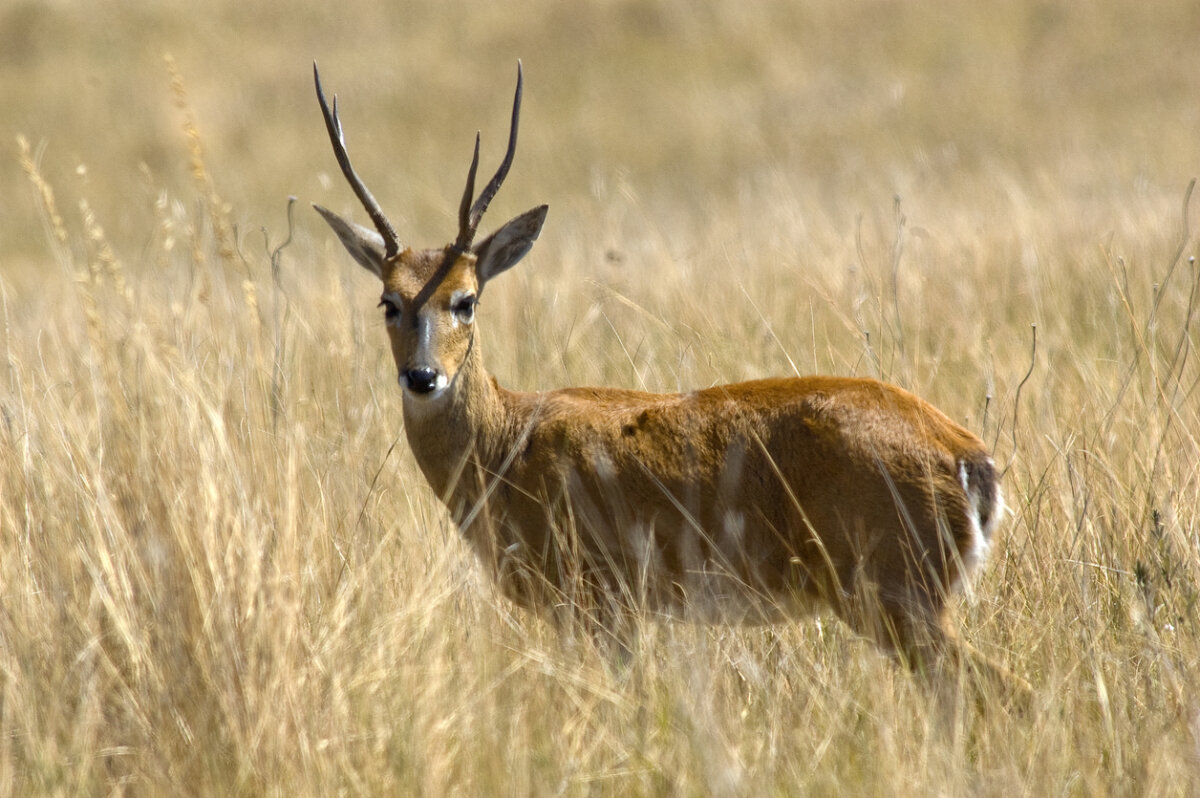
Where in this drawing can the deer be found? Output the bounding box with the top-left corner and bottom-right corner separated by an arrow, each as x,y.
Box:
311,61 -> 1026,699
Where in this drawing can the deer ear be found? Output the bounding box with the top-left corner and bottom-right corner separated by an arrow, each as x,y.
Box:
473,205 -> 548,285
313,204 -> 390,278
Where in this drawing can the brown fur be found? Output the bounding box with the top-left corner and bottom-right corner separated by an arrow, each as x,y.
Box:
377,249 -> 1003,680
312,68 -> 1024,700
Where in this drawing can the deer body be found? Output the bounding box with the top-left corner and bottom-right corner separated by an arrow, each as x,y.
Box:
312,63 -> 1016,684
408,358 -> 999,634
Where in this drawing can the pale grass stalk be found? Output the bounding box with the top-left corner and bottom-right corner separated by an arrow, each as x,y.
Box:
164,52 -> 235,267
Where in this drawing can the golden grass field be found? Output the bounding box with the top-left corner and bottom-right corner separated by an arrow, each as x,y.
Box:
3,0 -> 1200,794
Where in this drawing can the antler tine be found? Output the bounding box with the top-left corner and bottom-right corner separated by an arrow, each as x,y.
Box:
454,134 -> 482,251
313,62 -> 401,258
458,61 -> 524,250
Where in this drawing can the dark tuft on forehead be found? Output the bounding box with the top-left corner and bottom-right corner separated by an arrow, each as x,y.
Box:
383,247 -> 479,313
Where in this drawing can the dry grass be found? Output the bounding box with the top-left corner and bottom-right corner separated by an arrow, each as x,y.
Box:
3,0 -> 1200,794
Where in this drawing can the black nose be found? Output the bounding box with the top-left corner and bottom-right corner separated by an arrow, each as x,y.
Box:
405,367 -> 439,394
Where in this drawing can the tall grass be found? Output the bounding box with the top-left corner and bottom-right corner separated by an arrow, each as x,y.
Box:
4,1 -> 1200,794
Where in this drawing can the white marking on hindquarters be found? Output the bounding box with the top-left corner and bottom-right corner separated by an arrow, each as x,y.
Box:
957,458 -> 1004,581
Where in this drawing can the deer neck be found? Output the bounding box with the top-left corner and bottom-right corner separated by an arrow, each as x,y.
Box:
400,334 -> 515,517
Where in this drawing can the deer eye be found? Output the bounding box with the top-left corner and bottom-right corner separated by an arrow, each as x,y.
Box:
378,297 -> 401,324
452,295 -> 477,324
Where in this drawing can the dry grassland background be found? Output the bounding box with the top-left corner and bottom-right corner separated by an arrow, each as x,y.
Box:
3,0 -> 1200,794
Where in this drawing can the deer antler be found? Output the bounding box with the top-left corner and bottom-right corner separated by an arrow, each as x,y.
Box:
456,134 -> 481,252
454,61 -> 524,252
313,62 -> 401,259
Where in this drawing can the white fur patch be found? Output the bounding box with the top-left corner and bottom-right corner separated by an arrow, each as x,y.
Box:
957,458 -> 1004,580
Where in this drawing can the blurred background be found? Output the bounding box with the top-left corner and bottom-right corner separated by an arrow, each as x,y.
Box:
4,0 -> 1198,270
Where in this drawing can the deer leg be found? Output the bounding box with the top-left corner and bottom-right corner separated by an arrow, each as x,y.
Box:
842,590 -> 1031,710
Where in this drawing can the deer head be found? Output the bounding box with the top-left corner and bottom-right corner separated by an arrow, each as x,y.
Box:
312,62 -> 548,399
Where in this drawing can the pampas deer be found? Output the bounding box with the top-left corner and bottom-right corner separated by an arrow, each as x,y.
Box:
312,62 -> 1022,694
